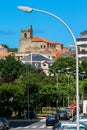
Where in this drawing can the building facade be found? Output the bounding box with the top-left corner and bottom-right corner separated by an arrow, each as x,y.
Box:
21,52 -> 53,75
0,45 -> 14,59
76,31 -> 87,62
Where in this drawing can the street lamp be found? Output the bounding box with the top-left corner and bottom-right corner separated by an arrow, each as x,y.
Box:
66,71 -> 75,107
25,64 -> 30,119
17,6 -> 79,129
55,70 -> 62,111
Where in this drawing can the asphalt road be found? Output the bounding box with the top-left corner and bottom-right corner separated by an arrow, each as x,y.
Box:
9,118 -> 39,128
9,118 -> 53,130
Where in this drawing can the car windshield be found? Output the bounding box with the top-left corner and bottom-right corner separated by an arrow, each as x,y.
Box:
48,114 -> 55,118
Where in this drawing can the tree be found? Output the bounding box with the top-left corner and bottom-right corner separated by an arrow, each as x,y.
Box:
0,56 -> 24,84
0,83 -> 25,117
50,56 -> 76,72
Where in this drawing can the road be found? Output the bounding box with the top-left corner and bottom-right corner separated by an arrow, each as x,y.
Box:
9,118 -> 53,130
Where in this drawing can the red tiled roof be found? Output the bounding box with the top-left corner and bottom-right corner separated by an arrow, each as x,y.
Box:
55,47 -> 69,59
0,52 -> 14,57
55,48 -> 62,57
32,37 -> 60,45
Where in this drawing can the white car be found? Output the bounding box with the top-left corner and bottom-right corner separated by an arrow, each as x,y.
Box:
53,121 -> 87,130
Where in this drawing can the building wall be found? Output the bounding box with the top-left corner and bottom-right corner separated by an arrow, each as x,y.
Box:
0,46 -> 8,53
76,31 -> 87,62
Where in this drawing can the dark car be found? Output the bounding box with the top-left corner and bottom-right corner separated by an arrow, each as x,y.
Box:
0,118 -> 9,130
58,110 -> 70,120
46,113 -> 59,126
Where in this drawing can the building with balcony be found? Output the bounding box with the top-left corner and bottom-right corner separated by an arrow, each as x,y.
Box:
76,31 -> 87,62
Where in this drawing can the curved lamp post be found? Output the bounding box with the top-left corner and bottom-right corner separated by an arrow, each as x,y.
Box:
17,6 -> 79,129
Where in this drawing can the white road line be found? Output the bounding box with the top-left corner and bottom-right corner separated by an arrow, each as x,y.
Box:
39,124 -> 45,128
13,127 -> 22,129
31,125 -> 38,128
47,126 -> 53,128
40,118 -> 46,122
24,125 -> 31,128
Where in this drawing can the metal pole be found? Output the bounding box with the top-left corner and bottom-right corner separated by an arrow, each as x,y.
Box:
56,72 -> 58,110
67,74 -> 70,107
26,65 -> 29,119
27,85 -> 29,119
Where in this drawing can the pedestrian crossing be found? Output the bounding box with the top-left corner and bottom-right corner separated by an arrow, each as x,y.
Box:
10,124 -> 53,129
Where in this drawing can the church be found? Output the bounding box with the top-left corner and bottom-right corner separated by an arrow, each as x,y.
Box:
16,25 -> 68,60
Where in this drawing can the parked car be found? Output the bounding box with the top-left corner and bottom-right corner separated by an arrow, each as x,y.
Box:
64,107 -> 72,118
46,113 -> 59,126
60,126 -> 87,130
53,121 -> 87,130
0,118 -> 9,130
58,110 -> 70,120
73,115 -> 87,122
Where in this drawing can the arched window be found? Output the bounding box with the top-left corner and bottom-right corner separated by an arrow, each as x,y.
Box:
24,33 -> 27,38
41,45 -> 43,48
44,45 -> 46,48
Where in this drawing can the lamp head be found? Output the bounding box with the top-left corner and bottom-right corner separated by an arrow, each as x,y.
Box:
17,6 -> 33,13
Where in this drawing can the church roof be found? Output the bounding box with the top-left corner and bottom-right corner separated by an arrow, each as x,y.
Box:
32,37 -> 60,45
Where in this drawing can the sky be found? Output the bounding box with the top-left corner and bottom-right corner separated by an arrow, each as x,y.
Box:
0,0 -> 87,48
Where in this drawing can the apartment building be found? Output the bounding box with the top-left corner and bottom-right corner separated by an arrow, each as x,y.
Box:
76,31 -> 87,62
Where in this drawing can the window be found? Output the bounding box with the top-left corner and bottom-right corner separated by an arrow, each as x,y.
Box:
44,45 -> 46,48
24,33 -> 27,38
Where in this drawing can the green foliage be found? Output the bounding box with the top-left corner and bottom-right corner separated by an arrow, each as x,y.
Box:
0,83 -> 25,117
0,56 -> 87,118
0,56 -> 24,83
50,56 -> 76,72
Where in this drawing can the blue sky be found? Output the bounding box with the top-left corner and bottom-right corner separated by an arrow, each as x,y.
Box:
0,0 -> 87,48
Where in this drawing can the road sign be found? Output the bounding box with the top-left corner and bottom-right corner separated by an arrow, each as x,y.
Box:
70,105 -> 74,111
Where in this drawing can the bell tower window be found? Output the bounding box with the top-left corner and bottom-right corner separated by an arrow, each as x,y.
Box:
24,33 -> 27,38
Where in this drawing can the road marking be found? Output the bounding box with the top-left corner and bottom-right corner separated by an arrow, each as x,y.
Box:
40,118 -> 46,122
24,125 -> 31,128
13,127 -> 22,129
47,126 -> 53,128
31,125 -> 38,128
39,124 -> 45,128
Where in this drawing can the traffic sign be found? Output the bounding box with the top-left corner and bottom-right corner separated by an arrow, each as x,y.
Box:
70,105 -> 74,111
